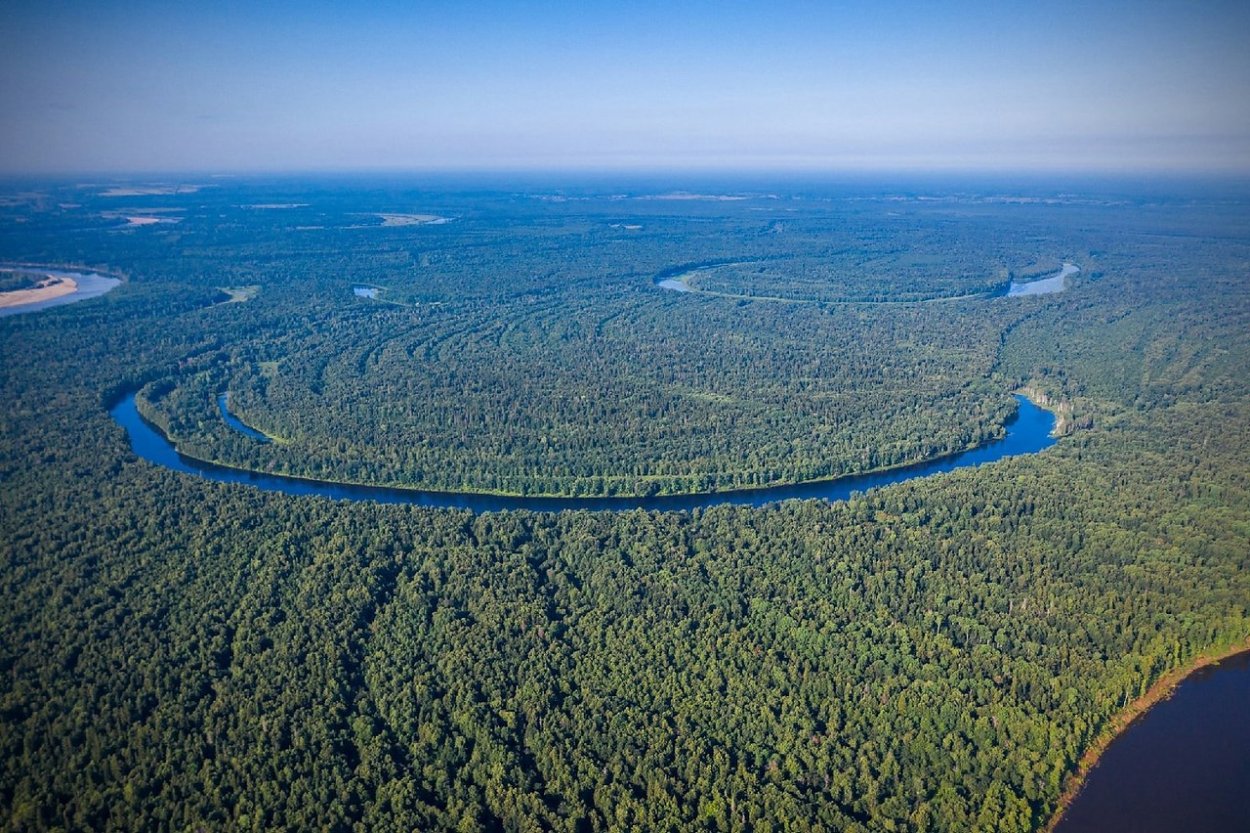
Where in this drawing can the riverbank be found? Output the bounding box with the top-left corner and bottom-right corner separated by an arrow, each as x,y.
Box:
113,391 -> 1058,511
1015,385 -> 1077,436
1044,637 -> 1250,833
0,265 -> 122,317
0,274 -> 78,309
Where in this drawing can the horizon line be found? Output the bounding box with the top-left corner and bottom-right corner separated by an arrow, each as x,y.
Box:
4,165 -> 1250,181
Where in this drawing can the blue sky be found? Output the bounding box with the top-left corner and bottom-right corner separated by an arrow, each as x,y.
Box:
2,0 -> 1248,173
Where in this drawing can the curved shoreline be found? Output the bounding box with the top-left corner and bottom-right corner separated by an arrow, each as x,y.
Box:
217,393 -> 275,443
0,264 -> 123,317
1007,262 -> 1080,297
1045,638 -> 1250,832
0,275 -> 78,309
654,260 -> 1078,304
111,392 -> 1057,511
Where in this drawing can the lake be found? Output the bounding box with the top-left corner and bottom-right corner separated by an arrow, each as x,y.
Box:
1054,650 -> 1250,833
110,393 -> 1056,512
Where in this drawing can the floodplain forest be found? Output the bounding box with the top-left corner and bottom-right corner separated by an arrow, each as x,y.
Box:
1,176 -> 1248,831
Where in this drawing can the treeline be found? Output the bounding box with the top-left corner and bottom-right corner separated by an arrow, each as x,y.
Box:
0,270 -> 45,293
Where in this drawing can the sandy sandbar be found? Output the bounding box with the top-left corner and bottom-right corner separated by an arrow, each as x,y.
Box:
0,275 -> 78,309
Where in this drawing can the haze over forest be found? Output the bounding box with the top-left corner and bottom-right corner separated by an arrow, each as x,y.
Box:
2,0 -> 1249,174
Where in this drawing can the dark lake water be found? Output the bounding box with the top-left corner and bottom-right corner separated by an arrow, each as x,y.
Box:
110,393 -> 1055,511
1055,650 -> 1250,833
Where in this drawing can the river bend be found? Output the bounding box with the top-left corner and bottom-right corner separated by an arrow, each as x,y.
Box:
111,393 -> 1056,512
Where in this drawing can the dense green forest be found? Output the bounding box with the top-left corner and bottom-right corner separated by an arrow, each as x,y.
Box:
1,176 -> 1248,831
0,270 -> 44,293
6,177 -> 1097,498
70,183 -> 1081,497
145,294 -> 1019,497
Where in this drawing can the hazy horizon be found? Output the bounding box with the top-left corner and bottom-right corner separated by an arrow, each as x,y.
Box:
3,1 -> 1249,176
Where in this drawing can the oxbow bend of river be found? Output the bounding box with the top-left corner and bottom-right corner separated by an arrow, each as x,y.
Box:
111,392 -> 1057,512
654,261 -> 1080,299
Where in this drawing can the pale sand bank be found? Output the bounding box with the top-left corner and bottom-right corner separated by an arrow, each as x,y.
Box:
0,275 -> 78,309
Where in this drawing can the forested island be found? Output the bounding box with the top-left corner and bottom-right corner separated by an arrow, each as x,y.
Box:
1,175 -> 1248,831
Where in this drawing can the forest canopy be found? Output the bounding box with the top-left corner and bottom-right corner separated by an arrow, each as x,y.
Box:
0,175 -> 1247,831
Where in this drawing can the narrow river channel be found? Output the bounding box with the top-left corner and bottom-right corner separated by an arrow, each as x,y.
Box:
110,393 -> 1056,512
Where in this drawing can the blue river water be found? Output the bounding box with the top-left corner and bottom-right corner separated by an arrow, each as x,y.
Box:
217,393 -> 271,443
110,393 -> 1056,511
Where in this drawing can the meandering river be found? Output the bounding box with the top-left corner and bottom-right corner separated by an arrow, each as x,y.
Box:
654,260 -> 1080,300
217,393 -> 271,443
111,393 -> 1056,511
